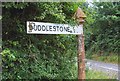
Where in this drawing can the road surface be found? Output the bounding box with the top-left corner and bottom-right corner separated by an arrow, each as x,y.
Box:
86,59 -> 120,79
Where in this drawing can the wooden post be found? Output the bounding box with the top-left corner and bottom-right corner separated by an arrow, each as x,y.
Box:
74,7 -> 86,80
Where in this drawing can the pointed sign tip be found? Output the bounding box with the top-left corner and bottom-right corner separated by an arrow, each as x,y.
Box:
74,7 -> 86,19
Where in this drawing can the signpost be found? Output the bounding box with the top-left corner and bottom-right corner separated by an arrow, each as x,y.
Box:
27,21 -> 83,35
27,7 -> 86,80
74,8 -> 86,80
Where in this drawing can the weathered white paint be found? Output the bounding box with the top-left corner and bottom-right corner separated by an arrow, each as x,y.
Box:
27,21 -> 83,34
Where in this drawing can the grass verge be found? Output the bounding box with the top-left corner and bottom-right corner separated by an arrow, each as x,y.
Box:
86,69 -> 113,79
91,54 -> 118,64
86,51 -> 118,64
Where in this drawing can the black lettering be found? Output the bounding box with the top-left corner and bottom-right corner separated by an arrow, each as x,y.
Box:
56,26 -> 59,31
49,26 -> 52,31
67,27 -> 71,32
60,26 -> 63,32
46,25 -> 49,31
37,25 -> 41,31
33,24 -> 37,31
32,23 -> 35,30
64,27 -> 68,32
42,25 -> 46,31
53,26 -> 56,31
73,27 -> 75,33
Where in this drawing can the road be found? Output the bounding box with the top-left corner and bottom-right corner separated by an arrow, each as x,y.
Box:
86,59 -> 120,79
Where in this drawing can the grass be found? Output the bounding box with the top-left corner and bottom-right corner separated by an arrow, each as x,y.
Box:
91,54 -> 118,64
86,69 -> 114,79
86,51 -> 119,64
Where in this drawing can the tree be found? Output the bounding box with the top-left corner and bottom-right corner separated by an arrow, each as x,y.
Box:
85,2 -> 120,56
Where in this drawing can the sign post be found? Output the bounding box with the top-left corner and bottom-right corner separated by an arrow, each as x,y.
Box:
74,8 -> 86,80
27,7 -> 86,80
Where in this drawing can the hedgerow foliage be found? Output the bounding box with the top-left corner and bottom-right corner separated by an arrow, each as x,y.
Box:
2,2 -> 85,79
